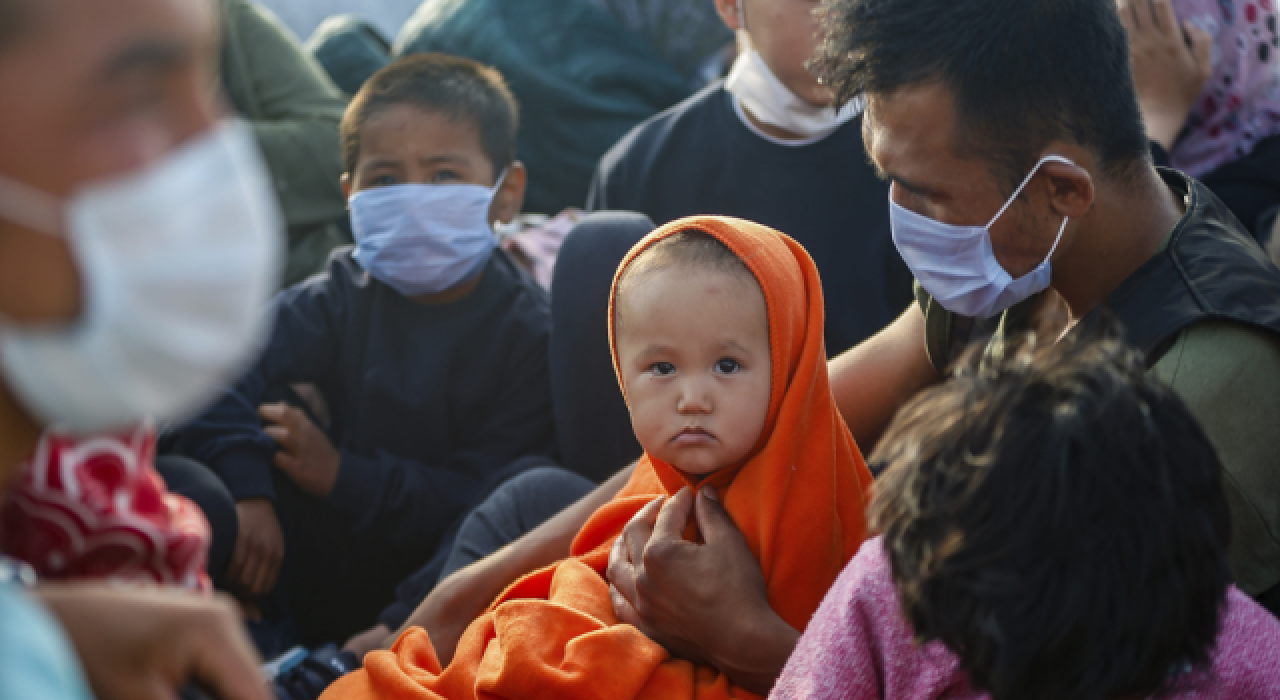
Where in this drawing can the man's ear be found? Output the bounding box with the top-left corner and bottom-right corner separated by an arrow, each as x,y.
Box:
1041,157 -> 1095,221
713,0 -> 744,31
490,162 -> 526,224
341,173 -> 351,202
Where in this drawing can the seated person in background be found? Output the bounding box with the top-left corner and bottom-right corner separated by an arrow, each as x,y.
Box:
775,329 -> 1280,699
588,0 -> 914,358
163,54 -> 555,647
222,0 -> 352,286
1122,0 -> 1280,240
323,217 -> 874,699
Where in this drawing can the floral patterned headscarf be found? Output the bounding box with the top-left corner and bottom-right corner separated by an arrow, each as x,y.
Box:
1172,0 -> 1280,176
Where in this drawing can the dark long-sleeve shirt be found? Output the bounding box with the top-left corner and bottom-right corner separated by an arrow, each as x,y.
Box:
166,247 -> 556,550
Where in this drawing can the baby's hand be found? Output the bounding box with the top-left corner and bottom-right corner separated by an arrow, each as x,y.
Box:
1119,0 -> 1213,150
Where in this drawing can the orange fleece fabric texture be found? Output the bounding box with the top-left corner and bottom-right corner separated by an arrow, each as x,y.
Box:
322,216 -> 874,700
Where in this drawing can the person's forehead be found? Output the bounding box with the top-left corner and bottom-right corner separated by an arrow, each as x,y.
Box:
619,266 -> 766,335
3,0 -> 216,73
357,105 -> 486,164
864,82 -> 999,199
864,84 -> 959,174
0,0 -> 218,186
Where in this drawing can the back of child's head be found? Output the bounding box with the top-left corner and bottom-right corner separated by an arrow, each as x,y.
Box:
869,326 -> 1232,700
340,53 -> 518,176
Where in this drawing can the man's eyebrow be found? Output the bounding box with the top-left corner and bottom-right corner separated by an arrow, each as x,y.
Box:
888,173 -> 945,199
96,39 -> 191,81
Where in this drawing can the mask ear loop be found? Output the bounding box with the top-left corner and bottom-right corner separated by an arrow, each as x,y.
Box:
985,154 -> 1076,228
0,173 -> 63,236
489,167 -> 513,238
986,155 -> 1074,266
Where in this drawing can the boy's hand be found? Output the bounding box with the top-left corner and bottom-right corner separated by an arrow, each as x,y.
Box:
229,499 -> 284,597
259,402 -> 341,497
1119,0 -> 1213,150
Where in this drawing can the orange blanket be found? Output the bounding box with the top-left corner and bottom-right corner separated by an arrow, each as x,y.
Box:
323,216 -> 874,700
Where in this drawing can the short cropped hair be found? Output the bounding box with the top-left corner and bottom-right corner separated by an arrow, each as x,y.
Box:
810,0 -> 1149,189
869,326 -> 1231,700
340,53 -> 518,177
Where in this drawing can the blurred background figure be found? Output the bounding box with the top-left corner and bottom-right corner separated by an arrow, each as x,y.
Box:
1123,0 -> 1280,248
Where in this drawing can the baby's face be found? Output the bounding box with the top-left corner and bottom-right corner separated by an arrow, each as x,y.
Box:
616,264 -> 772,477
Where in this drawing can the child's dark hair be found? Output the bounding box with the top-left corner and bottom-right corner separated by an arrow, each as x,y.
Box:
614,230 -> 758,332
340,53 -> 518,177
869,325 -> 1231,700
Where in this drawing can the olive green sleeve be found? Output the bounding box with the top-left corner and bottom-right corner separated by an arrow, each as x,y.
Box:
1151,320 -> 1280,596
220,0 -> 348,231
914,281 -> 954,375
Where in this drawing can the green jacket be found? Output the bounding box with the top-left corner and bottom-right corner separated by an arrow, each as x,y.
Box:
221,0 -> 350,285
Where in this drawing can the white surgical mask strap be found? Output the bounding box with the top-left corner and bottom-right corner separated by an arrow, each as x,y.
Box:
1042,214 -> 1069,263
492,167 -> 510,193
0,172 -> 63,236
985,155 -> 1074,229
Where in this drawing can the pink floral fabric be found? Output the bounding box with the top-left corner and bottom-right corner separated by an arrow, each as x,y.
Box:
772,536 -> 1280,699
1172,0 -> 1280,176
0,424 -> 211,591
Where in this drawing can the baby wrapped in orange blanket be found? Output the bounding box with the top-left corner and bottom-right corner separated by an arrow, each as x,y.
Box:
323,216 -> 874,699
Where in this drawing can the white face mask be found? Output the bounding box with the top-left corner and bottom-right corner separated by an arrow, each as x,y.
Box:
0,120 -> 283,434
349,170 -> 506,297
723,1 -> 859,140
889,155 -> 1073,319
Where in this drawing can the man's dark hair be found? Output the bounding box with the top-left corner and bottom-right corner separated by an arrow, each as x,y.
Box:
340,53 -> 518,177
811,0 -> 1149,188
869,326 -> 1232,700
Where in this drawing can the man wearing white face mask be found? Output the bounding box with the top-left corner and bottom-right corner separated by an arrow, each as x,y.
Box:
587,0 -> 913,358
0,0 -> 278,699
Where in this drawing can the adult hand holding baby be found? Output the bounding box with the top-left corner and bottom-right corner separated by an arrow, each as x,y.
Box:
1119,0 -> 1213,150
608,486 -> 800,696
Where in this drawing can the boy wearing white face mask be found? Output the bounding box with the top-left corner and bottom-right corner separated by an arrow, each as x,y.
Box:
163,54 -> 556,648
587,0 -> 913,359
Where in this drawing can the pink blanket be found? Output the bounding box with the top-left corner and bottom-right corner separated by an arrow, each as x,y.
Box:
772,536 -> 1280,699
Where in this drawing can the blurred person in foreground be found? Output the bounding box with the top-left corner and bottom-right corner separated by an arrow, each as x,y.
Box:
0,0 -> 284,698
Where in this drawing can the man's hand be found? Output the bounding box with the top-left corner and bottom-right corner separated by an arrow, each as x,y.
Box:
259,402 -> 340,497
1120,0 -> 1213,150
37,584 -> 269,700
228,498 -> 284,598
607,486 -> 799,695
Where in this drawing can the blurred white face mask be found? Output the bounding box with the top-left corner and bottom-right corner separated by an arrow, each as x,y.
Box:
723,1 -> 859,140
0,119 -> 283,434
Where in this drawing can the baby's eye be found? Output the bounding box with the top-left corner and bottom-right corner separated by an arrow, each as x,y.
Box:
714,358 -> 742,374
649,362 -> 676,376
